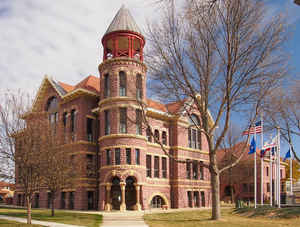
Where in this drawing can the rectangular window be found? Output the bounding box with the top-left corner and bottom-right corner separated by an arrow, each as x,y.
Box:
136,109 -> 142,135
154,156 -> 159,178
136,74 -> 143,100
87,118 -> 94,142
267,183 -> 270,192
71,110 -> 76,133
192,161 -> 198,179
104,110 -> 110,135
86,154 -> 94,177
243,183 -> 248,192
126,148 -> 131,165
197,130 -> 202,149
115,148 -> 121,165
162,157 -> 167,178
200,161 -> 204,180
249,184 -> 254,192
187,191 -> 192,207
47,192 -> 52,208
135,149 -> 140,165
188,129 -> 192,148
119,108 -> 127,133
162,131 -> 167,145
192,129 -> 197,149
186,159 -> 191,179
146,155 -> 152,177
106,149 -> 111,165
69,192 -> 74,210
104,74 -> 110,98
280,169 -> 283,178
201,191 -> 205,207
61,192 -> 66,209
119,71 -> 126,96
266,166 -> 269,177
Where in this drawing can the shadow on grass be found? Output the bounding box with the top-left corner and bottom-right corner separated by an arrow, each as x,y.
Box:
234,206 -> 300,219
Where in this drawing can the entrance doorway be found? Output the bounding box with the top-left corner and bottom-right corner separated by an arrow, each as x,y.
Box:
125,176 -> 136,210
111,177 -> 121,210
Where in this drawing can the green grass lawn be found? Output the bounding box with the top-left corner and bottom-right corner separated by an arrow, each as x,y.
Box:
0,208 -> 102,227
144,208 -> 300,227
0,218 -> 44,227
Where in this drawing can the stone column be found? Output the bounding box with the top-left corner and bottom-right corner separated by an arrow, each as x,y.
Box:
134,184 -> 142,211
120,182 -> 126,211
104,183 -> 112,211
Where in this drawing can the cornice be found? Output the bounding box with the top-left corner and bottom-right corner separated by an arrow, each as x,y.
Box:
98,58 -> 147,73
98,134 -> 147,142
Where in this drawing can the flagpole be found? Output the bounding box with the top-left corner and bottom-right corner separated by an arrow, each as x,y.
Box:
254,131 -> 257,209
277,127 -> 281,208
261,114 -> 264,205
290,145 -> 293,194
270,148 -> 273,207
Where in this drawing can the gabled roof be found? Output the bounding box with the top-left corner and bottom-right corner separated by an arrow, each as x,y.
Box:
31,75 -> 100,112
105,5 -> 142,35
147,99 -> 167,112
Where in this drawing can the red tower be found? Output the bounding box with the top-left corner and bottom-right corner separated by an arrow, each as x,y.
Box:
102,5 -> 145,62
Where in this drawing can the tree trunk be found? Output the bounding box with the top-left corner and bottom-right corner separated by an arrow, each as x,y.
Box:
211,171 -> 221,220
26,196 -> 32,224
51,194 -> 55,217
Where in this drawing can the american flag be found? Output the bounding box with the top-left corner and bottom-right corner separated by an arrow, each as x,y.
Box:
243,121 -> 262,135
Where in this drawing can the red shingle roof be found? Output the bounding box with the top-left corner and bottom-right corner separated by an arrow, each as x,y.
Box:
147,99 -> 167,112
75,75 -> 100,93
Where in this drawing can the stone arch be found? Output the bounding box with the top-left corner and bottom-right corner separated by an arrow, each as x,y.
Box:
121,169 -> 143,183
103,170 -> 123,183
147,192 -> 169,208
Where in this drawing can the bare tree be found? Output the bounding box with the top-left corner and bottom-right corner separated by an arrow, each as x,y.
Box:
146,0 -> 288,220
39,122 -> 76,217
264,81 -> 300,162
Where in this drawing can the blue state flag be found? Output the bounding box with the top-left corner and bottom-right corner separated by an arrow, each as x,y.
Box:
283,149 -> 291,161
248,137 -> 256,154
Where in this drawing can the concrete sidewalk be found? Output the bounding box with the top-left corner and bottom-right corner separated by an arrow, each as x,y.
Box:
0,215 -> 84,227
101,212 -> 148,227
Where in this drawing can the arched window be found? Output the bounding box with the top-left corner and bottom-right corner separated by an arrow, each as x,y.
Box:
151,195 -> 166,208
154,130 -> 160,143
136,74 -> 143,100
119,71 -> 126,96
188,114 -> 202,149
146,127 -> 152,142
104,74 -> 110,98
119,108 -> 127,133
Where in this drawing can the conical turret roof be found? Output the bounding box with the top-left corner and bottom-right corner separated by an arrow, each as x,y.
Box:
105,5 -> 142,35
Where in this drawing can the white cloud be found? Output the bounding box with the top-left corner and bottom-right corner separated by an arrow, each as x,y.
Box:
0,0 -> 157,94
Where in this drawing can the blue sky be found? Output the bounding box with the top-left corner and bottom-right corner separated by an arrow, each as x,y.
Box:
0,0 -> 299,157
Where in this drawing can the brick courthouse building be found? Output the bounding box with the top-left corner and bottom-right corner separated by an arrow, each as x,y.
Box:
13,6 -> 211,211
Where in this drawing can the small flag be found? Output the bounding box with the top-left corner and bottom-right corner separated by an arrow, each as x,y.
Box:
260,149 -> 267,158
248,137 -> 256,154
243,121 -> 263,135
283,149 -> 291,161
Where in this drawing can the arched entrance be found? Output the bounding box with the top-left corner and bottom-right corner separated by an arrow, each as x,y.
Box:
151,195 -> 166,208
111,177 -> 121,210
125,176 -> 136,210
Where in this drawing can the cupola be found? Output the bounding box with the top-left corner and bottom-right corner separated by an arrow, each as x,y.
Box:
102,5 -> 145,62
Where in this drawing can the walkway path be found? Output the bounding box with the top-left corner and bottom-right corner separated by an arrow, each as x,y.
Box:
101,211 -> 148,227
0,215 -> 83,227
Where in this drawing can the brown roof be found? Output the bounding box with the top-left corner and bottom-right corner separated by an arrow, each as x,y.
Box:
58,81 -> 75,93
75,75 -> 100,93
166,100 -> 186,114
57,75 -> 100,95
147,99 -> 167,112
